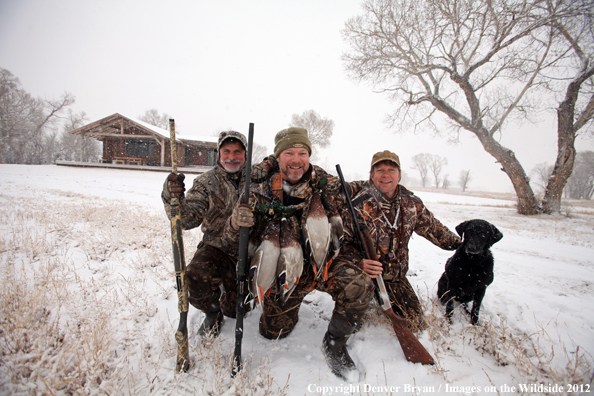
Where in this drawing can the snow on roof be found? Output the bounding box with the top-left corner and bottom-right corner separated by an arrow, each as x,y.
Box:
125,116 -> 170,138
119,114 -> 218,144
177,133 -> 219,144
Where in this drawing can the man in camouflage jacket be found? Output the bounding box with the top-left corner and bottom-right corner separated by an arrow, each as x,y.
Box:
226,127 -> 373,380
162,131 -> 248,337
341,150 -> 461,331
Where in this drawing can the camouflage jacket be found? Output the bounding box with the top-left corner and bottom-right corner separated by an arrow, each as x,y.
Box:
162,164 -> 246,254
222,165 -> 346,269
341,183 -> 461,280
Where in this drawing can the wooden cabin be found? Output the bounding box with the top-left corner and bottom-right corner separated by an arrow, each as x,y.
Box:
69,113 -> 218,167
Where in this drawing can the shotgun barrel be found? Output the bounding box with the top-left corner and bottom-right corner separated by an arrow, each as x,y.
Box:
232,122 -> 254,377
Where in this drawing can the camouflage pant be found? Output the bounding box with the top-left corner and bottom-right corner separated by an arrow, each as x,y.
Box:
385,276 -> 424,331
186,242 -> 242,317
258,257 -> 374,340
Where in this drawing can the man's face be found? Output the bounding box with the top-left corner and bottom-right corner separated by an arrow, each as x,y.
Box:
219,141 -> 246,173
371,161 -> 401,197
277,147 -> 310,183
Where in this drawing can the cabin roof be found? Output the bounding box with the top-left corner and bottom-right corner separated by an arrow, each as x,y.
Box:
70,113 -> 218,148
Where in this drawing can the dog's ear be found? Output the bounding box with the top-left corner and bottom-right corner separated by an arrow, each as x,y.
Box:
455,220 -> 471,238
488,224 -> 503,246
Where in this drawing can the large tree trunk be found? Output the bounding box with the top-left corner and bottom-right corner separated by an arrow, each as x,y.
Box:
429,95 -> 542,215
541,69 -> 592,213
475,129 -> 542,215
434,72 -> 543,215
541,110 -> 575,214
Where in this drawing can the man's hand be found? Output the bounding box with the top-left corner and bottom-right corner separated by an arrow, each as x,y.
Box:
251,155 -> 278,183
231,204 -> 254,229
359,258 -> 383,279
166,172 -> 185,198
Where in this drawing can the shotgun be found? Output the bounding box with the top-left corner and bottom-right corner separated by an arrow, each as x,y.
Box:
232,122 -> 254,377
169,119 -> 190,372
335,164 -> 435,365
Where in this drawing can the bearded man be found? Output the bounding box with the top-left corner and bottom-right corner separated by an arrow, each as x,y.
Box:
342,150 -> 461,331
225,127 -> 373,381
162,130 -> 248,337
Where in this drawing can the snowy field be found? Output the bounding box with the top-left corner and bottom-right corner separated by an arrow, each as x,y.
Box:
0,164 -> 593,396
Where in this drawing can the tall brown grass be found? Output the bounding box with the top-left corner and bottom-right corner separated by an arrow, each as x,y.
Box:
0,192 -> 286,395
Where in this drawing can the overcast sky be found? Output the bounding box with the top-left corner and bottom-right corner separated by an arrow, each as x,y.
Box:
1,0 -> 592,192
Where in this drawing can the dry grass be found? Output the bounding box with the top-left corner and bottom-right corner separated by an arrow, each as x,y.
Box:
0,193 -> 286,395
2,186 -> 592,395
421,294 -> 594,389
358,290 -> 593,395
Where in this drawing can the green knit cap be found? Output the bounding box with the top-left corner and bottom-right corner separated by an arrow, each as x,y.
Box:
274,127 -> 312,157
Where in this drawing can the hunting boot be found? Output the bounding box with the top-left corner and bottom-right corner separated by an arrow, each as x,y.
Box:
198,303 -> 223,338
322,314 -> 358,380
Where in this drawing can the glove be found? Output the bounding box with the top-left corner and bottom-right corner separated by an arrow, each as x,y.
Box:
251,155 -> 279,183
166,172 -> 185,198
231,203 -> 255,229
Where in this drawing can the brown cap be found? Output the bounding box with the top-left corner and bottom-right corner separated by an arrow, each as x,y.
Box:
274,127 -> 312,157
371,150 -> 401,170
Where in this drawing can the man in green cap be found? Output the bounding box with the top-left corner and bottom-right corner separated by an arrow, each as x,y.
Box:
224,127 -> 374,381
340,150 -> 461,331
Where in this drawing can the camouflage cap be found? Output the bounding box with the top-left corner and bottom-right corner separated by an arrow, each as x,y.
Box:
218,130 -> 247,151
274,127 -> 312,157
371,150 -> 401,170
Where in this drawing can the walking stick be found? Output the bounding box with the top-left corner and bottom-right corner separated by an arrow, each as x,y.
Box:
232,122 -> 254,377
169,119 -> 190,372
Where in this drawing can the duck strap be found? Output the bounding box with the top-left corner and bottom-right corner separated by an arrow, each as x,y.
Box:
271,173 -> 283,204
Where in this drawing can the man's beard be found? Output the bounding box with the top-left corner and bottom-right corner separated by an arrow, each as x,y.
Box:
281,162 -> 307,182
222,159 -> 242,173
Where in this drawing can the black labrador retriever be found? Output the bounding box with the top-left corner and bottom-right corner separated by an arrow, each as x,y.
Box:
437,219 -> 503,325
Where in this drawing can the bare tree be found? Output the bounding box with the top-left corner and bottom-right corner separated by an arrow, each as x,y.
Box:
30,93 -> 76,164
427,154 -> 448,188
411,153 -> 430,187
138,108 -> 171,130
459,170 -> 472,192
1,68 -> 39,163
565,151 -> 594,199
59,110 -> 100,162
0,68 -> 75,164
442,174 -> 450,189
343,0 -> 594,215
289,109 -> 334,161
541,3 -> 594,213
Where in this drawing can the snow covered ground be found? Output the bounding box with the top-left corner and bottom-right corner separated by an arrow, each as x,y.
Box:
0,164 -> 592,395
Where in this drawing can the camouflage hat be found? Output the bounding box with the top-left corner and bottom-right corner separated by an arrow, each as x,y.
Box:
274,127 -> 312,157
371,150 -> 401,170
218,130 -> 247,151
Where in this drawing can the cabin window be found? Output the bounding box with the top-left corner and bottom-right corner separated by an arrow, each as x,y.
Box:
126,139 -> 154,156
207,149 -> 217,166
